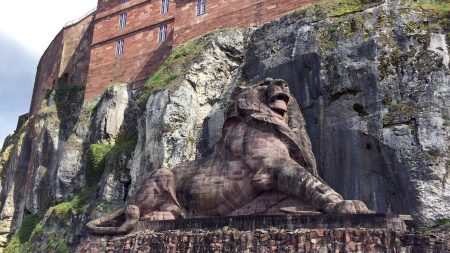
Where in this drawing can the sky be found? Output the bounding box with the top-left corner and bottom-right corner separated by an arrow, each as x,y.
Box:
0,1 -> 97,147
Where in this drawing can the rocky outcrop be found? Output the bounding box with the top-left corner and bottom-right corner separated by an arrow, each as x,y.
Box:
0,121 -> 31,248
0,84 -> 130,251
24,84 -> 130,214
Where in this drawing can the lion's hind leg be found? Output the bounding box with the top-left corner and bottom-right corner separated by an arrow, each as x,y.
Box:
140,202 -> 185,221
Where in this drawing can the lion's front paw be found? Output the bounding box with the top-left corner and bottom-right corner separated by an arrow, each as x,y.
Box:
334,200 -> 372,214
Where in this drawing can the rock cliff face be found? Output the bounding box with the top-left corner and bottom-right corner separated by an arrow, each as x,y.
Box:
242,0 -> 449,224
0,0 -> 448,251
127,30 -> 244,192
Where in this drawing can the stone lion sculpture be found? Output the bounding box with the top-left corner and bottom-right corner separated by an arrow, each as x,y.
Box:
87,78 -> 370,235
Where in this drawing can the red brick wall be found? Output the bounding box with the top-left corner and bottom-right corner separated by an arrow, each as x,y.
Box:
29,14 -> 94,115
85,0 -> 319,99
85,0 -> 176,99
97,0 -> 146,14
173,0 -> 316,46
85,21 -> 174,99
61,16 -> 95,87
93,0 -> 175,44
30,0 -> 324,105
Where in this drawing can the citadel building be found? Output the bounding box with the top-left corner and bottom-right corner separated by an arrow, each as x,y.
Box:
29,0 -> 316,114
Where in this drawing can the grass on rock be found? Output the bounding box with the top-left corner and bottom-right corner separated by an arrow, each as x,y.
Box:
4,214 -> 40,253
137,32 -> 217,106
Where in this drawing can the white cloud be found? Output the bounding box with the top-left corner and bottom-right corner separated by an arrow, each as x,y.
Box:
0,0 -> 97,146
0,0 -> 97,54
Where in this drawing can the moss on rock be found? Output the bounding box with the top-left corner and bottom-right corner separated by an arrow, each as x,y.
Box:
0,118 -> 30,175
86,143 -> 113,187
383,103 -> 418,126
137,31 -> 219,106
4,214 -> 40,253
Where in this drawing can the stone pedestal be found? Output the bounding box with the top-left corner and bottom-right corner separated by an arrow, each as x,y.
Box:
76,214 -> 450,252
136,213 -> 407,232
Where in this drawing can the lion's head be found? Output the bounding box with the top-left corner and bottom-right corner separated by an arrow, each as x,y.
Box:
228,78 -> 292,125
224,78 -> 319,177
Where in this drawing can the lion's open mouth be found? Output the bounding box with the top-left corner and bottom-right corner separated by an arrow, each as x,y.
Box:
268,92 -> 289,116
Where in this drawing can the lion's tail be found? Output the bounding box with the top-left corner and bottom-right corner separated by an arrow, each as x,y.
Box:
86,206 -> 140,235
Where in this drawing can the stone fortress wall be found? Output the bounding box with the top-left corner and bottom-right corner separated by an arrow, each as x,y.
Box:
29,0 -> 319,112
29,12 -> 95,114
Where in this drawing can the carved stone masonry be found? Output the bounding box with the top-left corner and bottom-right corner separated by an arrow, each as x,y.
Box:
87,78 -> 371,235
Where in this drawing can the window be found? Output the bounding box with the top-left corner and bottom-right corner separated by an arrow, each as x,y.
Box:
120,0 -> 128,3
196,0 -> 206,16
161,0 -> 169,14
116,39 -> 124,56
118,12 -> 127,29
159,24 -> 168,43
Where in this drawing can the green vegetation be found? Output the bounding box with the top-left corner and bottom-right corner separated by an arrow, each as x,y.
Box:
382,95 -> 393,106
0,144 -> 14,174
443,116 -> 450,127
77,99 -> 98,127
435,218 -> 450,226
54,83 -> 84,95
16,215 -> 41,244
13,189 -> 96,252
407,121 -> 416,132
110,136 -> 137,158
408,0 -> 450,34
43,88 -> 53,101
46,238 -> 70,253
318,28 -> 338,52
299,0 -> 377,18
390,103 -> 415,114
0,118 -> 29,174
4,214 -> 40,253
86,132 -> 137,187
422,218 -> 450,233
310,0 -> 379,52
51,192 -> 90,217
424,148 -> 441,160
186,135 -> 196,145
146,68 -> 178,91
137,32 -> 217,106
321,0 -> 369,16
29,188 -> 93,238
411,0 -> 450,16
3,132 -> 137,251
383,103 -> 417,126
37,83 -> 86,139
86,143 -> 113,187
